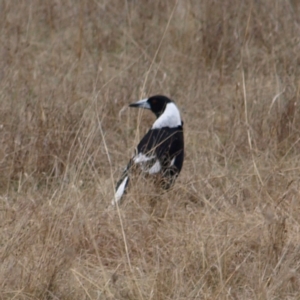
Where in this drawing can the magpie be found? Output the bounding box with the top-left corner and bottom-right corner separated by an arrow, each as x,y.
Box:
112,95 -> 184,205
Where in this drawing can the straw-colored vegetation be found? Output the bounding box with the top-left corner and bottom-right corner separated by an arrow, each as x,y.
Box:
1,0 -> 300,299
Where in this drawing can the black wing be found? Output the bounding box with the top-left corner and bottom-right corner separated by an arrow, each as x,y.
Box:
136,125 -> 184,187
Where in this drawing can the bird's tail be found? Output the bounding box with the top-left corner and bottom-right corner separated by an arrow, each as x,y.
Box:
111,160 -> 133,206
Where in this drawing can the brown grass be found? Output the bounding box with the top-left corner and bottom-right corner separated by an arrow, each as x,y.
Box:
1,0 -> 300,299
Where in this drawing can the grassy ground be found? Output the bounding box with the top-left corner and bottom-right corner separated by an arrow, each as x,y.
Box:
1,0 -> 300,299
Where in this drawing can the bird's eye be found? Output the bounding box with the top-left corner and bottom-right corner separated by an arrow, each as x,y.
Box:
152,99 -> 157,104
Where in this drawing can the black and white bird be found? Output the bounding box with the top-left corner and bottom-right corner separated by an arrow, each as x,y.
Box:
112,95 -> 184,205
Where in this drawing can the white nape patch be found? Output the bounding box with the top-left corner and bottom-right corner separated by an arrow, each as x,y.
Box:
148,160 -> 161,174
152,102 -> 182,129
170,157 -> 176,166
112,176 -> 129,205
133,153 -> 156,164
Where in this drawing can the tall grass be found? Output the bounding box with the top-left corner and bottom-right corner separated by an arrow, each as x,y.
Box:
1,0 -> 300,298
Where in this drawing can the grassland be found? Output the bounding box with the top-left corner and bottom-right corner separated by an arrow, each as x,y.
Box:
1,0 -> 300,299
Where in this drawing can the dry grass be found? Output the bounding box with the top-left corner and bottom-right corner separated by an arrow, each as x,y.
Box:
1,0 -> 300,299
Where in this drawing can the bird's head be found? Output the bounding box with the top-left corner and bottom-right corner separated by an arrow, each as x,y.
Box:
129,95 -> 182,129
129,95 -> 172,118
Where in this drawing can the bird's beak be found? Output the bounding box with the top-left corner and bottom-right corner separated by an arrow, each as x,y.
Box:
129,98 -> 151,109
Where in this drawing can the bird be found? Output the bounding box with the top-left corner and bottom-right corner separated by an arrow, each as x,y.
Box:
112,95 -> 184,205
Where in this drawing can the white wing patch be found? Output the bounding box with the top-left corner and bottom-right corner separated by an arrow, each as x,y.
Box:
133,153 -> 156,164
112,176 -> 129,205
133,152 -> 161,174
152,102 -> 182,129
148,160 -> 161,174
